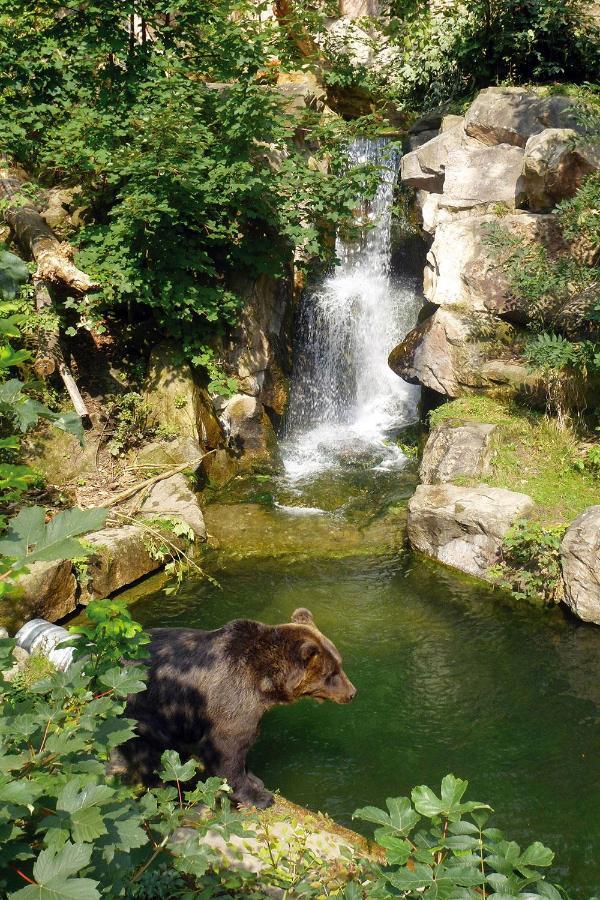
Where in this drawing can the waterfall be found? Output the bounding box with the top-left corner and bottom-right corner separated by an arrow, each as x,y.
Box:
281,137 -> 422,479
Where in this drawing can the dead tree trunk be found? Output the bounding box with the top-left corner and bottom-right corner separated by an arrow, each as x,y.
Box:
0,162 -> 95,420
0,165 -> 98,293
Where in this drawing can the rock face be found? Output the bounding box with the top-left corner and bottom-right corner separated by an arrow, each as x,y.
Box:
390,85 -> 586,403
463,88 -> 580,148
401,125 -> 464,192
441,143 -> 525,211
388,308 -> 536,398
561,506 -> 600,625
521,128 -> 600,212
141,474 -> 207,540
424,213 -> 566,321
145,342 -> 224,451
420,423 -> 497,484
408,483 -> 535,578
7,560 -> 77,628
83,525 -> 162,601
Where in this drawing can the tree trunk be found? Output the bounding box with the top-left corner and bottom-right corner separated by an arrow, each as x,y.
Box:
0,164 -> 98,293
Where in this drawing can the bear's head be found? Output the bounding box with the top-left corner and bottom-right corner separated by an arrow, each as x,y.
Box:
266,607 -> 356,705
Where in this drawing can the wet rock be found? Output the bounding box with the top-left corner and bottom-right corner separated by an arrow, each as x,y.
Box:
145,342 -> 224,450
464,87 -> 581,148
521,128 -> 600,213
420,423 -> 497,484
82,525 -> 162,601
141,473 -> 206,540
221,394 -> 280,470
407,483 -> 535,579
388,308 -> 536,399
561,506 -> 600,625
7,560 -> 77,628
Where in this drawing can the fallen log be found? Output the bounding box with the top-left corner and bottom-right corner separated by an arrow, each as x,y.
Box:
0,160 -> 96,419
0,163 -> 98,293
102,451 -> 216,509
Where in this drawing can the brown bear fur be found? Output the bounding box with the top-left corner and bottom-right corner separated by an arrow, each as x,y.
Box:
114,608 -> 356,808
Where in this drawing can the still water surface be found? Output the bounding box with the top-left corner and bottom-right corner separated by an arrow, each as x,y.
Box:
129,519 -> 600,898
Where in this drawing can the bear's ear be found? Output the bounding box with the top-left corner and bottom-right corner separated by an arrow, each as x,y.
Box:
300,640 -> 320,663
291,607 -> 316,627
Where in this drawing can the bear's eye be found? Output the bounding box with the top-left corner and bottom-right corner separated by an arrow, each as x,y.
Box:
326,673 -> 339,685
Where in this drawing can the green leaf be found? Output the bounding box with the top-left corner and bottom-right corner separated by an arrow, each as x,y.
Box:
10,877 -> 101,899
98,667 -> 147,697
0,506 -> 107,567
159,749 -> 198,783
519,841 -> 554,868
32,842 -> 93,883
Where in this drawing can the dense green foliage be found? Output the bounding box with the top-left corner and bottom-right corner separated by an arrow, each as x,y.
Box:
0,0 -> 374,367
292,0 -> 599,108
490,520 -> 567,605
485,173 -> 600,424
355,774 -> 562,897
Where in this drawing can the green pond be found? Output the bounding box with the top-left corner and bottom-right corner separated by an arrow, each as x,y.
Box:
123,469 -> 600,898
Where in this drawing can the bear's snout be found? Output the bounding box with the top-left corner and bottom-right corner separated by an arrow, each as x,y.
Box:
339,679 -> 357,703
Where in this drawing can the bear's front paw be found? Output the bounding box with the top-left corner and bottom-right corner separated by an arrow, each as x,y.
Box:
235,780 -> 274,809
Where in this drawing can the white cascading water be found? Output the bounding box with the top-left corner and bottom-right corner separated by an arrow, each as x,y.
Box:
281,137 -> 422,480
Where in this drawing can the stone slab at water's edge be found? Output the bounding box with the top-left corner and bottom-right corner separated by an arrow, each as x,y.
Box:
407,483 -> 535,579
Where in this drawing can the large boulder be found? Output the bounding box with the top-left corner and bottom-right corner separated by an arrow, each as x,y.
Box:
420,423 -> 497,484
407,483 -> 535,579
141,473 -> 206,540
400,125 -> 464,192
561,506 -> 600,625
440,144 -> 525,211
463,88 -> 581,148
521,128 -> 600,212
424,213 -> 566,321
220,394 -> 280,470
145,342 -> 224,450
388,308 -> 536,399
82,525 -> 162,601
6,560 -> 77,629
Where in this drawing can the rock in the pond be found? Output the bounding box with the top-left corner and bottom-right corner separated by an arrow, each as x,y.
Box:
141,473 -> 206,540
561,506 -> 600,625
220,394 -> 280,470
82,525 -> 162,601
521,128 -> 600,213
8,560 -> 77,627
420,423 -> 497,484
407,483 -> 535,579
463,87 -> 581,148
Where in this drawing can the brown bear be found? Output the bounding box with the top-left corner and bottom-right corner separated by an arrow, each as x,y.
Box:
115,607 -> 356,808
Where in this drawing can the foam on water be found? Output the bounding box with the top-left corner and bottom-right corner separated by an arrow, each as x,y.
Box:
281,137 -> 422,480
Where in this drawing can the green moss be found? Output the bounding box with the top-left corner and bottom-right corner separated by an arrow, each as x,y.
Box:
430,397 -> 599,524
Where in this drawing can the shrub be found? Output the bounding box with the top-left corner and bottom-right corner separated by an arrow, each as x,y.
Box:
490,519 -> 567,604
354,773 -> 563,897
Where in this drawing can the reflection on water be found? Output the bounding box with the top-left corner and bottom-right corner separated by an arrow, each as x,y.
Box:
129,534 -> 600,898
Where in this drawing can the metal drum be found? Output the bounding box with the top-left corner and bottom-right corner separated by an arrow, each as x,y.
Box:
14,619 -> 76,671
